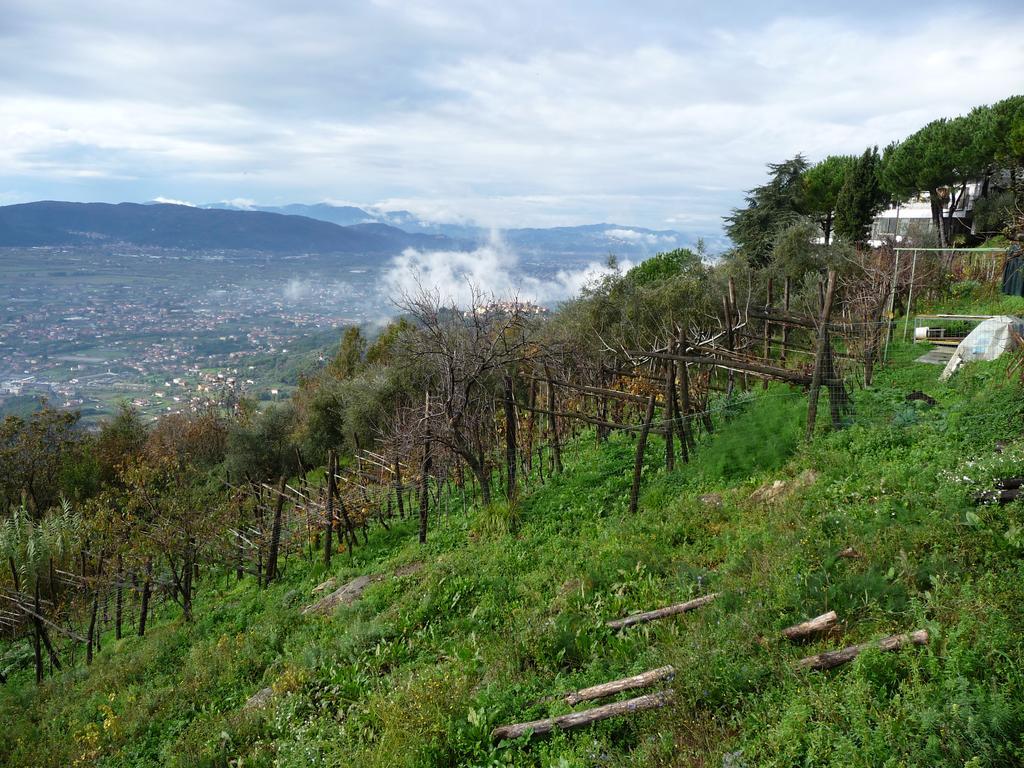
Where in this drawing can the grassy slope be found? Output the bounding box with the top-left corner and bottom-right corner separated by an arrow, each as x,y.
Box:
3,344 -> 1024,767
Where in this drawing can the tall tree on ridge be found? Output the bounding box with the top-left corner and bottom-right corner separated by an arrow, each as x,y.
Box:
835,146 -> 886,246
803,155 -> 856,245
725,155 -> 809,267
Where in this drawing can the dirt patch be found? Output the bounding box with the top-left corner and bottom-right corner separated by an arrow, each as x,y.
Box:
393,561 -> 424,578
699,493 -> 723,509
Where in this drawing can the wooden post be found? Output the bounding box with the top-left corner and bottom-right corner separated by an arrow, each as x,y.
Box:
629,396 -> 657,514
883,251 -> 901,361
544,365 -> 563,474
723,295 -> 735,396
806,270 -> 837,441
265,475 -> 287,584
763,277 -> 773,389
138,558 -> 152,637
663,350 -> 675,471
324,450 -> 335,567
678,331 -> 694,452
114,553 -> 123,640
525,379 -> 537,476
781,277 -> 791,363
503,375 -> 517,499
419,392 -> 432,544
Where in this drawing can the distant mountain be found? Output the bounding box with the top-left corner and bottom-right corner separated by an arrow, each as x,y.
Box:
204,202 -> 378,228
503,224 -> 684,257
209,201 -> 693,258
0,201 -> 457,254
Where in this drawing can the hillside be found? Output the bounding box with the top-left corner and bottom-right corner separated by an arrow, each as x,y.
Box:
0,202 -> 456,254
208,201 -> 696,256
2,342 -> 1023,767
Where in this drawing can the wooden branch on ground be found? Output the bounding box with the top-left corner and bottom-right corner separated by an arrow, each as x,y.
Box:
492,689 -> 673,742
607,593 -> 718,630
781,611 -> 838,641
797,629 -> 929,671
565,665 -> 675,706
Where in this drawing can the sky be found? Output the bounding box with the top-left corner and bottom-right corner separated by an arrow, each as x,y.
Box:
2,0 -> 1023,236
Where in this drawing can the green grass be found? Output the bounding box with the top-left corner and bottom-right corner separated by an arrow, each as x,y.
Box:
3,352 -> 1024,766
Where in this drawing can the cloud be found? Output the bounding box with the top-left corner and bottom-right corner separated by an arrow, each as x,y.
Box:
380,232 -> 632,308
152,196 -> 195,206
605,228 -> 677,246
283,278 -> 313,301
0,3 -> 1022,233
220,198 -> 257,210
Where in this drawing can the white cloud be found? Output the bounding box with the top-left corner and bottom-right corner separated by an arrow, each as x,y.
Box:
152,195 -> 195,206
283,278 -> 312,301
221,198 -> 257,210
380,232 -> 632,308
605,228 -> 677,246
0,4 -> 1022,233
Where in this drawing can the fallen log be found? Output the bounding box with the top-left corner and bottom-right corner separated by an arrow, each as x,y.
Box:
781,611 -> 838,641
492,689 -> 673,742
606,593 -> 718,631
797,629 -> 929,671
564,665 -> 675,706
995,477 -> 1024,490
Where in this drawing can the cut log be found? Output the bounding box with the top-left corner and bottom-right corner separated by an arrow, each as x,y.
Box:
797,629 -> 929,671
781,611 -> 838,641
565,665 -> 675,706
492,689 -> 673,742
606,593 -> 718,630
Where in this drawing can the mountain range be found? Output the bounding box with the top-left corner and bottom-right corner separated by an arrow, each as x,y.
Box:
0,200 -> 690,258
205,201 -> 689,256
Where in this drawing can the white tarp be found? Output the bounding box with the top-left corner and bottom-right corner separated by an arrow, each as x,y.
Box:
940,315 -> 1024,380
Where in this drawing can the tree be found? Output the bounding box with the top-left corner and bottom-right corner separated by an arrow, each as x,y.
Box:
625,248 -> 702,286
224,404 -> 299,483
327,326 -> 367,380
94,403 -> 147,487
397,288 -> 533,505
0,406 -> 85,517
834,146 -> 886,246
366,318 -> 414,366
725,155 -> 809,267
881,116 -> 990,246
803,155 -> 856,245
990,96 -> 1024,194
